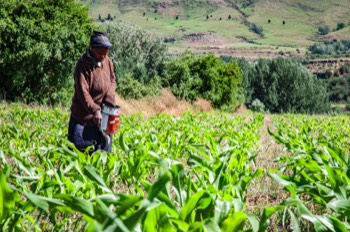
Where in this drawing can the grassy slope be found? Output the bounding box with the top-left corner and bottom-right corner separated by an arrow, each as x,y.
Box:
82,0 -> 350,54
250,0 -> 350,47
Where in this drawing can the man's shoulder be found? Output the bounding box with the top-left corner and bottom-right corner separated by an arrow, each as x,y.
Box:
77,52 -> 94,68
105,56 -> 114,66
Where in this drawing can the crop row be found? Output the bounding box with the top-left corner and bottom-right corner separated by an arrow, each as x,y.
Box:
0,103 -> 349,231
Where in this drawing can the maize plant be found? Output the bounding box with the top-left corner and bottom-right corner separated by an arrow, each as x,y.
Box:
267,114 -> 350,231
1,103 -> 349,231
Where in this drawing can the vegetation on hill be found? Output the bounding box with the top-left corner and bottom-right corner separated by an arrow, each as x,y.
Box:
0,0 -> 344,114
164,53 -> 243,108
309,40 -> 350,56
224,57 -> 330,113
102,21 -> 167,99
0,0 -> 95,104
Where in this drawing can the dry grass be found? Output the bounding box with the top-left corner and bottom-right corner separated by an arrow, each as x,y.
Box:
235,104 -> 248,115
246,114 -> 291,231
115,88 -> 213,118
192,98 -> 213,112
247,114 -> 287,209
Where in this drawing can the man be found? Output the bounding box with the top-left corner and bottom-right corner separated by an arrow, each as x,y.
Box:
68,31 -> 116,153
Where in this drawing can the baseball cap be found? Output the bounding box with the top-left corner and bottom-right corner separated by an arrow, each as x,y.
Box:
90,31 -> 112,48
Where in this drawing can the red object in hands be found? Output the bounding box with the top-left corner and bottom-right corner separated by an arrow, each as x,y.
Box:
101,104 -> 121,134
106,114 -> 120,134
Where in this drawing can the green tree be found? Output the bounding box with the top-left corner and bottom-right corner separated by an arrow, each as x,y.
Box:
249,58 -> 330,113
250,23 -> 264,36
229,57 -> 254,104
327,76 -> 350,103
165,53 -> 243,108
336,22 -> 345,31
163,54 -> 202,101
318,25 -> 330,35
0,0 -> 95,103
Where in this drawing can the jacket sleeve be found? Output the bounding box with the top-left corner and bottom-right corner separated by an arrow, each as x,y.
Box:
74,63 -> 101,113
103,58 -> 117,107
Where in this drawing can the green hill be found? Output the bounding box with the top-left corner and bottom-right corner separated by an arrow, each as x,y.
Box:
81,0 -> 350,56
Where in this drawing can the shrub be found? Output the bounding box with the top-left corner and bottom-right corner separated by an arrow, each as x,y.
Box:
318,25 -> 330,35
250,99 -> 265,112
0,0 -> 95,104
336,22 -> 345,31
324,69 -> 334,79
248,58 -> 330,113
102,21 -> 167,99
117,74 -> 161,99
164,53 -> 243,108
327,76 -> 350,103
163,54 -> 202,101
309,40 -> 350,55
225,57 -> 253,104
164,38 -> 176,43
250,23 -> 264,36
339,64 -> 350,75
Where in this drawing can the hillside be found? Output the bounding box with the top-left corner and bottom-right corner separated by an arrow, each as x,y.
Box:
81,0 -> 350,57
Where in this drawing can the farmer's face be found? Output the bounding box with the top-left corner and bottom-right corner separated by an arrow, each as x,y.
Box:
91,47 -> 109,62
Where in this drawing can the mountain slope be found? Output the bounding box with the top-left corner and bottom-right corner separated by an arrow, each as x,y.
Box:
81,0 -> 350,56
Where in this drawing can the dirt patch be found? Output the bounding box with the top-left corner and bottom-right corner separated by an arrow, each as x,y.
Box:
182,32 -> 226,44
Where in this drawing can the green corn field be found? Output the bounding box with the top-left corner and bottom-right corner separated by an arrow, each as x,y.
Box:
0,103 -> 349,231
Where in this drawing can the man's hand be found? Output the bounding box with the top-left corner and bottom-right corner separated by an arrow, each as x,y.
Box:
93,110 -> 102,127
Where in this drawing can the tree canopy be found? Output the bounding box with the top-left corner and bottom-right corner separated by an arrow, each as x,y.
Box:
0,0 -> 95,103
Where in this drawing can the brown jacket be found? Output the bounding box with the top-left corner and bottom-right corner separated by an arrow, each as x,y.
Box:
70,50 -> 116,125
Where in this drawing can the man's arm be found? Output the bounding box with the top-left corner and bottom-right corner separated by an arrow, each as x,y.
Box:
74,64 -> 101,114
103,59 -> 117,107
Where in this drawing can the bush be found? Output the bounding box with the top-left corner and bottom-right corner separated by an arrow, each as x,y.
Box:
250,23 -> 264,36
0,0 -> 95,104
318,25 -> 330,35
117,74 -> 161,99
339,64 -> 350,75
164,53 -> 243,108
223,57 -> 253,104
309,40 -> 350,55
250,99 -> 265,112
248,58 -> 330,113
327,76 -> 350,103
102,21 -> 167,84
336,22 -> 346,31
163,54 -> 202,101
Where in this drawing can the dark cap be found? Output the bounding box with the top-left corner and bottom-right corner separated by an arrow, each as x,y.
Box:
90,31 -> 112,48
